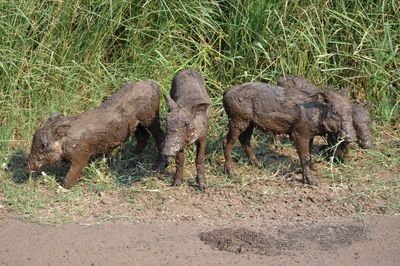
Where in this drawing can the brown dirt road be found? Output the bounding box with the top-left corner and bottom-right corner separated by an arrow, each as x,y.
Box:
1,215 -> 399,266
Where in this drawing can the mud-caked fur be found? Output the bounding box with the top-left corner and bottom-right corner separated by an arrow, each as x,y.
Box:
325,102 -> 373,161
27,80 -> 167,188
223,81 -> 357,186
163,70 -> 211,191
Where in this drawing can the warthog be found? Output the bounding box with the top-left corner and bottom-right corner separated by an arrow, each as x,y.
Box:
27,80 -> 167,188
223,82 -> 357,185
163,70 -> 211,191
278,74 -> 373,161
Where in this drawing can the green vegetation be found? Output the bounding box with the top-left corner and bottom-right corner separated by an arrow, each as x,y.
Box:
0,0 -> 399,223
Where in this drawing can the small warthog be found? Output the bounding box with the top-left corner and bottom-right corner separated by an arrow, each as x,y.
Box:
278,74 -> 373,161
223,82 -> 357,185
325,102 -> 373,161
163,70 -> 211,190
27,80 -> 167,188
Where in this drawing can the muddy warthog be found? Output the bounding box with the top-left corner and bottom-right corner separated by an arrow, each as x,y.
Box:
27,80 -> 167,188
325,102 -> 373,161
278,75 -> 373,161
223,82 -> 357,185
349,102 -> 373,149
163,70 -> 211,191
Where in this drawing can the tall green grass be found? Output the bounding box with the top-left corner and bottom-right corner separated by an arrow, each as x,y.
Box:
1,0 -> 399,154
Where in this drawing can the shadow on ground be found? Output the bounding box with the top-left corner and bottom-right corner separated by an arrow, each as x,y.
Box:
7,149 -> 70,184
208,129 -> 349,184
6,149 -> 29,183
6,130 -> 344,187
5,137 -> 165,188
108,137 -> 165,187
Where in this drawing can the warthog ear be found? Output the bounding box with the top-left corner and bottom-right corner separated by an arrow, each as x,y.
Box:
193,103 -> 210,115
54,124 -> 71,138
164,95 -> 178,111
338,86 -> 350,97
45,112 -> 64,125
313,92 -> 328,105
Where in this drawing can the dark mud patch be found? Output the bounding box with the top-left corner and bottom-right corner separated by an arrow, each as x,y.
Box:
199,223 -> 367,255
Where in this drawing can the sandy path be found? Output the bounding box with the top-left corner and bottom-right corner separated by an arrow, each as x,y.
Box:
1,215 -> 399,266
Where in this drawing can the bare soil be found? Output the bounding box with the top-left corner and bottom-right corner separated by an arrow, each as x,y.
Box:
1,215 -> 399,265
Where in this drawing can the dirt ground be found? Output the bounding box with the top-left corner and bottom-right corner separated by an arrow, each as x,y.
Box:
1,127 -> 399,265
0,215 -> 399,265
